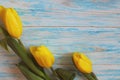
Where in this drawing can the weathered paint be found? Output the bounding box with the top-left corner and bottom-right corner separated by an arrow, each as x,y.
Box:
0,0 -> 120,26
0,0 -> 120,80
0,27 -> 120,80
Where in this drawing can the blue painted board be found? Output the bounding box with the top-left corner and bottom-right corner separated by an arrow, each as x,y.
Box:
0,0 -> 120,80
0,27 -> 120,80
0,0 -> 120,26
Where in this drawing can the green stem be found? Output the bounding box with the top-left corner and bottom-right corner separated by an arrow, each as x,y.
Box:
82,73 -> 96,80
18,62 -> 44,80
17,39 -> 25,49
7,37 -> 48,80
0,27 -> 10,37
91,72 -> 98,80
55,68 -> 76,80
17,39 -> 51,80
50,67 -> 61,80
1,27 -> 51,80
44,73 -> 52,80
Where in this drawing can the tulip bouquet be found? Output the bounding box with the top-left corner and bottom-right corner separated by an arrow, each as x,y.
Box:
72,52 -> 98,80
0,5 -> 98,80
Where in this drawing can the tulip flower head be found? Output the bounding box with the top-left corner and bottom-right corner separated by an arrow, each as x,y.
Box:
0,6 -> 4,15
73,52 -> 92,73
30,45 -> 55,68
0,6 -> 5,21
3,8 -> 22,39
0,6 -> 3,13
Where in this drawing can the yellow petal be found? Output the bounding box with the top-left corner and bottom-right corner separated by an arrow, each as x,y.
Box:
3,8 -> 22,38
30,45 -> 55,68
80,53 -> 92,65
77,59 -> 92,73
30,46 -> 37,54
73,52 -> 82,63
0,6 -> 5,21
35,52 -> 51,68
0,6 -> 4,14
73,52 -> 92,73
0,6 -> 4,12
44,57 -> 52,68
37,47 -> 42,51
35,53 -> 46,67
9,8 -> 22,28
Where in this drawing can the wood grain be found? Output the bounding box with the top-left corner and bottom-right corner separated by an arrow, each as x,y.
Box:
0,27 -> 120,80
0,0 -> 120,26
0,0 -> 120,80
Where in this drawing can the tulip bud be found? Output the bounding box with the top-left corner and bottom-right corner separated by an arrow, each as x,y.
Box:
0,6 -> 5,22
72,52 -> 92,73
3,8 -> 22,39
30,45 -> 55,68
0,6 -> 4,15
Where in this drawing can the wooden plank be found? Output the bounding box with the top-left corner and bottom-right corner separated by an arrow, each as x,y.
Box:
21,27 -> 120,64
0,0 -> 120,26
0,62 -> 120,80
0,27 -> 119,79
0,51 -> 120,80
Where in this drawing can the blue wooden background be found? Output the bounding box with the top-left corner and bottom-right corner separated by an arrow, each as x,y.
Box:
0,0 -> 120,80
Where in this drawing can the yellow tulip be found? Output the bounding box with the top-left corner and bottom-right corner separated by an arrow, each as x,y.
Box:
0,6 -> 3,15
3,8 -> 22,39
72,52 -> 92,73
0,6 -> 5,21
30,45 -> 55,68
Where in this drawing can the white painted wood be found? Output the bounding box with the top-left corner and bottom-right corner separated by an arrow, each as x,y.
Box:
0,0 -> 120,26
0,0 -> 120,80
0,27 -> 120,80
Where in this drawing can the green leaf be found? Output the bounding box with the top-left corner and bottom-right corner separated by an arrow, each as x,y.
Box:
0,38 -> 9,51
0,26 -> 10,37
55,68 -> 76,80
0,27 -> 3,34
82,73 -> 96,80
17,61 -> 44,80
6,37 -> 50,80
91,72 -> 98,80
0,25 -> 5,33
